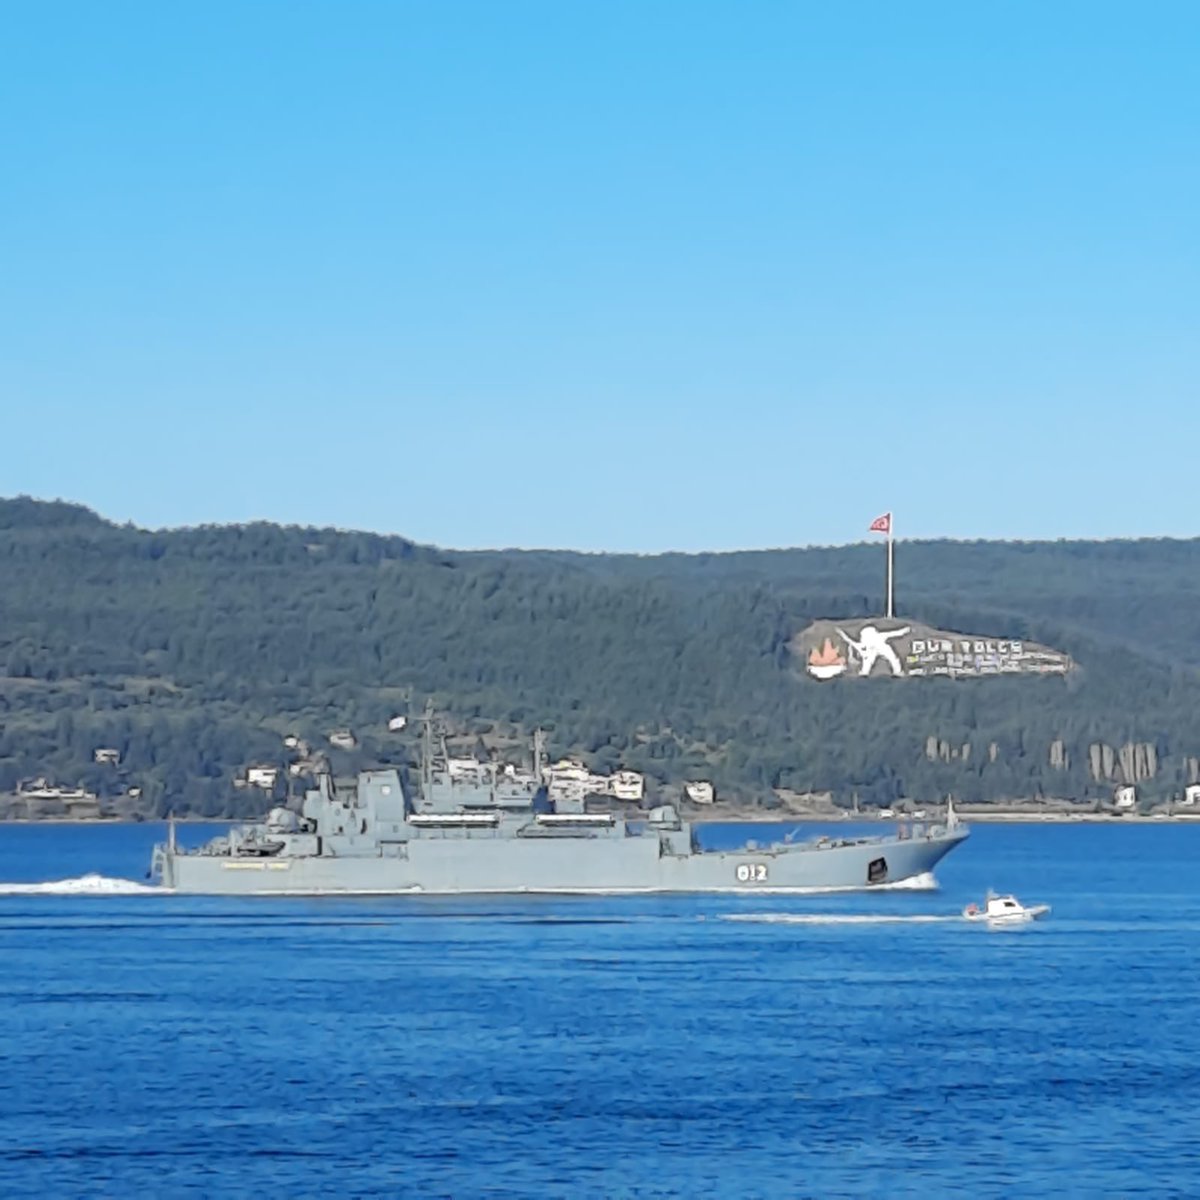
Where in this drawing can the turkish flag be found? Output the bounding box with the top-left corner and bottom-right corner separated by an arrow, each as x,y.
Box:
868,512 -> 891,534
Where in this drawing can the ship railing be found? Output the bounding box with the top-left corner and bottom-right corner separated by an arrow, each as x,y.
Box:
409,812 -> 500,826
534,813 -> 615,826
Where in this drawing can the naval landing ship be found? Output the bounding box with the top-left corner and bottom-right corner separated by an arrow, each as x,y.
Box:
150,725 -> 968,895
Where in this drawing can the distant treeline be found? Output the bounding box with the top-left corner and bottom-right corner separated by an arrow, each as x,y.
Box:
2,495 -> 1200,816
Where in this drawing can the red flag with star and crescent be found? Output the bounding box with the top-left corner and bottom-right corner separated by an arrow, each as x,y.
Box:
868,512 -> 891,534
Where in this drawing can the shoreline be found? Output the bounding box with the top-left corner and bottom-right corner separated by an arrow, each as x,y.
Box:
0,817 -> 229,826
692,808 -> 1200,825
951,811 -> 1200,824
4,810 -> 1200,827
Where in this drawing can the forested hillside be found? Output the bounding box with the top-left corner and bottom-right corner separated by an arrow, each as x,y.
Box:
2,495 -> 1199,816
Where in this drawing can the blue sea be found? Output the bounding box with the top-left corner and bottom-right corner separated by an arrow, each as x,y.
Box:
1,821 -> 1198,1198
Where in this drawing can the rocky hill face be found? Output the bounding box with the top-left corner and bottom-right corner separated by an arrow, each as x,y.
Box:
2,496 -> 1200,815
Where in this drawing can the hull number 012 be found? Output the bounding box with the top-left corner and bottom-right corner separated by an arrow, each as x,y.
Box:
735,863 -> 768,883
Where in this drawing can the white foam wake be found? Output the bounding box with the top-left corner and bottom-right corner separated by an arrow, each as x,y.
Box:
715,871 -> 940,896
721,913 -> 956,925
0,873 -> 165,896
880,871 -> 939,891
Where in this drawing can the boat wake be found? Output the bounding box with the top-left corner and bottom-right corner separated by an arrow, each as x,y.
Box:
0,873 -> 166,896
721,913 -> 956,925
880,871 -> 939,891
723,871 -> 940,896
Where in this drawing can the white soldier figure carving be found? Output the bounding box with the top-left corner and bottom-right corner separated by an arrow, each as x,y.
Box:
837,625 -> 911,677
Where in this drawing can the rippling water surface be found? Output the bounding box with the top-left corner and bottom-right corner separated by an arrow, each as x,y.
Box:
1,820 -> 1198,1198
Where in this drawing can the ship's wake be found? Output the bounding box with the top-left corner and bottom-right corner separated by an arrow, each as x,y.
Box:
721,912 -> 956,925
718,870 -> 940,896
880,871 -> 939,891
0,873 -> 166,896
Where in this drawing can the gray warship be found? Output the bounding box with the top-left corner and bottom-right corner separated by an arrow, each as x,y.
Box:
150,720 -> 968,895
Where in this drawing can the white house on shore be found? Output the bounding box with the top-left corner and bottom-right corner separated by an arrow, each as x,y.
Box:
611,770 -> 645,802
246,765 -> 278,790
684,781 -> 715,805
1114,784 -> 1137,809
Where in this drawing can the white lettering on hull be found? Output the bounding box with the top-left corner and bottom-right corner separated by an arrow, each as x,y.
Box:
735,863 -> 768,883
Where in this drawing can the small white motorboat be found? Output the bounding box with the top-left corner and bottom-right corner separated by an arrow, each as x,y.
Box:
962,890 -> 1050,925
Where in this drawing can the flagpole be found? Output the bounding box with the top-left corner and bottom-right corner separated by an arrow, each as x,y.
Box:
869,512 -> 895,618
886,518 -> 894,619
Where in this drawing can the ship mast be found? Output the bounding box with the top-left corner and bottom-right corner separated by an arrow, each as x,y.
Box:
421,698 -> 435,796
533,728 -> 545,782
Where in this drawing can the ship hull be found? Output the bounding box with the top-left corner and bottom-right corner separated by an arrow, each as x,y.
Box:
158,827 -> 968,895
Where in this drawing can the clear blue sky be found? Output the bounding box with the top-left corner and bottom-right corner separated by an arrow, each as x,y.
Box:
2,2 -> 1196,551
